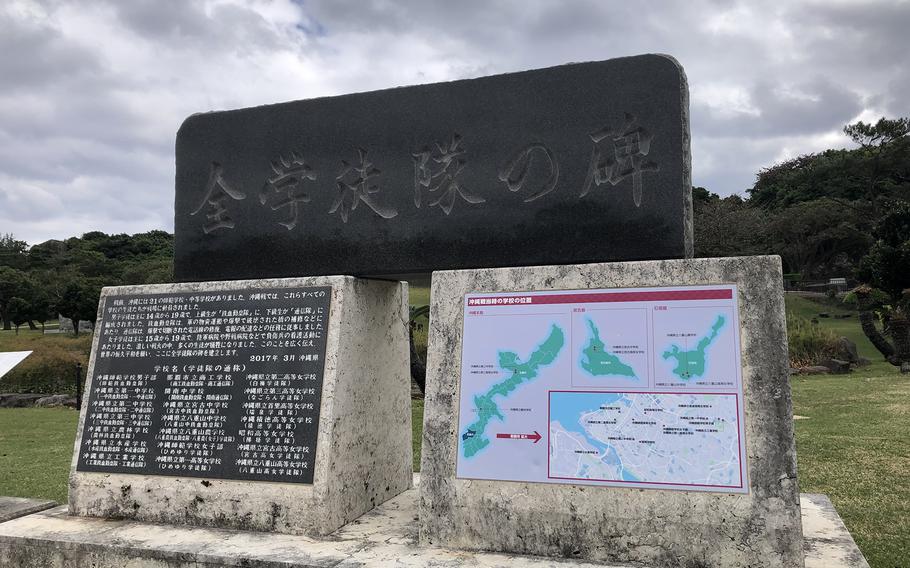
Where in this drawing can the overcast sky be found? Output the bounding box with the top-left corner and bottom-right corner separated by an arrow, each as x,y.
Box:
2,0 -> 909,244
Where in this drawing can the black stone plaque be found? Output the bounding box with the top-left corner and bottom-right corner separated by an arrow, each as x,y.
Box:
174,54 -> 692,282
76,286 -> 331,484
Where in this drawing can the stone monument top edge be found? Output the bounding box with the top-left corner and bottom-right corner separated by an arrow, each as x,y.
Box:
429,254 -> 782,280
176,53 -> 685,127
97,275 -> 366,297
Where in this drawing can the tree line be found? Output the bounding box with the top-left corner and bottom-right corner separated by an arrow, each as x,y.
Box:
695,117 -> 909,370
0,230 -> 173,333
1,117 -> 907,368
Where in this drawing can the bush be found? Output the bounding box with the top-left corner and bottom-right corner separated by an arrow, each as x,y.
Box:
412,326 -> 428,362
0,333 -> 91,394
843,286 -> 891,309
787,314 -> 842,367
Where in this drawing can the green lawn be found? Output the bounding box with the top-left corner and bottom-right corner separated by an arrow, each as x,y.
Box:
0,292 -> 906,567
787,293 -> 907,568
791,363 -> 908,568
785,293 -> 881,359
0,408 -> 78,503
408,285 -> 430,306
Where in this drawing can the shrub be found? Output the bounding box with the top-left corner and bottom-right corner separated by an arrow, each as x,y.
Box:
787,314 -> 842,367
0,334 -> 91,394
843,285 -> 891,309
412,326 -> 428,362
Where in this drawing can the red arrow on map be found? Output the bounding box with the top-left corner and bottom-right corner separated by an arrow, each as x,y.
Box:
496,431 -> 542,443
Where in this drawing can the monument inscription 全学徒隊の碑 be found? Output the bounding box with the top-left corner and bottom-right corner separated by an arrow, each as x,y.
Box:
456,285 -> 747,493
76,286 -> 330,484
174,54 -> 692,281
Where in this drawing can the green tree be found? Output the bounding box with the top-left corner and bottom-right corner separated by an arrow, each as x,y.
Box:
691,186 -> 719,212
856,200 -> 910,298
54,277 -> 101,336
748,116 -> 910,215
0,234 -> 28,270
66,249 -> 111,279
120,256 -> 174,285
27,240 -> 66,271
6,297 -> 30,334
749,150 -> 865,209
11,275 -> 50,330
767,198 -> 872,278
843,117 -> 910,216
0,266 -> 28,330
694,195 -> 771,259
851,200 -> 910,372
23,280 -> 55,331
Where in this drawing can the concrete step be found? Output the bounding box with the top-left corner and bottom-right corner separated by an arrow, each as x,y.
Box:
0,479 -> 868,567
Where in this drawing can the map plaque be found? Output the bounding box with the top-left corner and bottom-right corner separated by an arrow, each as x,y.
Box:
457,285 -> 747,493
76,286 -> 331,484
420,257 -> 803,567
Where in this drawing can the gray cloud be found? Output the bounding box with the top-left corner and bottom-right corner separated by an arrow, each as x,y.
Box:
111,0 -> 291,54
1,0 -> 909,244
0,10 -> 103,93
692,78 -> 864,137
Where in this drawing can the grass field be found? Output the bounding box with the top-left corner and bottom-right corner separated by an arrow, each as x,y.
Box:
785,293 -> 880,359
408,285 -> 430,307
791,362 -> 908,568
0,408 -> 77,503
0,292 -> 906,566
786,294 -> 909,568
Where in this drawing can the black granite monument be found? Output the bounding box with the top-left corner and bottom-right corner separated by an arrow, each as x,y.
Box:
175,54 -> 692,281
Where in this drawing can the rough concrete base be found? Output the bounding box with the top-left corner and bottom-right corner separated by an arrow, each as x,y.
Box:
68,277 -> 413,536
0,478 -> 867,567
0,497 -> 55,523
420,258 -> 802,566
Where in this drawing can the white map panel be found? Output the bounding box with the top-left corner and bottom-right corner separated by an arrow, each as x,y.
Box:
456,285 -> 748,493
0,351 -> 31,380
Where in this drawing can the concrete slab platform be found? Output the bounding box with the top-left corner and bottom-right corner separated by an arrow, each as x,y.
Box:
0,478 -> 868,567
802,493 -> 870,568
0,497 -> 56,524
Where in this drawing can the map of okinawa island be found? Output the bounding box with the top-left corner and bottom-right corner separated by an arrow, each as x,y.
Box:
661,314 -> 726,380
457,285 -> 746,492
549,391 -> 744,491
461,324 -> 565,458
580,317 -> 636,378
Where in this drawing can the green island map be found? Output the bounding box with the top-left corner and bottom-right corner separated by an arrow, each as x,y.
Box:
461,324 -> 564,458
580,317 -> 636,378
661,314 -> 726,380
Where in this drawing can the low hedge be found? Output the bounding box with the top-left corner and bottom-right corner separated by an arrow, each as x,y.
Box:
786,314 -> 842,368
0,333 -> 91,394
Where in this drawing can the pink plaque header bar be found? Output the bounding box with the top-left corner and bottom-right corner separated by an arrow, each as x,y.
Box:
467,288 -> 732,307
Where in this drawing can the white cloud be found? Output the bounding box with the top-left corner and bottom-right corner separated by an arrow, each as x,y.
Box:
1,0 -> 909,243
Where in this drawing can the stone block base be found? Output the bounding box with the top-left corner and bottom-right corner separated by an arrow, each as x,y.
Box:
68,276 -> 413,536
0,479 -> 868,567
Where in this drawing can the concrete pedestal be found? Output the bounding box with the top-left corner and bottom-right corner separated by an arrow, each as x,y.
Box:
68,276 -> 413,536
0,478 -> 868,567
420,257 -> 804,566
